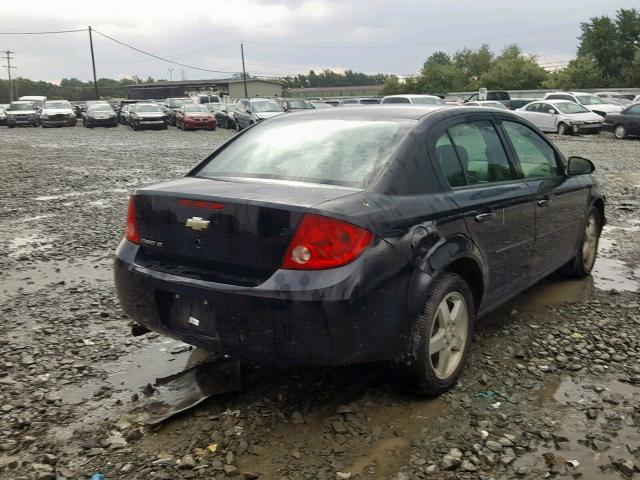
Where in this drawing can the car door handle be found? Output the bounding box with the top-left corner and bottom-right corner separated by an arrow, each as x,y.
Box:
474,212 -> 496,223
537,198 -> 549,207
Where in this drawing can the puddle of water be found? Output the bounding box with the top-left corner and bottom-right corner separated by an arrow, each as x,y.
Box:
0,257 -> 112,297
514,376 -> 640,479
8,233 -> 53,257
593,228 -> 639,292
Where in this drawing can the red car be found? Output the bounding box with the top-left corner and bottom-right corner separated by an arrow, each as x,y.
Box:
176,105 -> 216,131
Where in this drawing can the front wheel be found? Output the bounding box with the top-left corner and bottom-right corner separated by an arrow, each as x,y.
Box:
400,273 -> 474,397
557,122 -> 569,135
614,124 -> 628,140
560,207 -> 601,278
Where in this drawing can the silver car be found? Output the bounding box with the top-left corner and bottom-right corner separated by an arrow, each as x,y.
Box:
516,100 -> 603,135
543,92 -> 622,117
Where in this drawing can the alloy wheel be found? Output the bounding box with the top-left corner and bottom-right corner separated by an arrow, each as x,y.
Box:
614,125 -> 627,139
428,292 -> 469,380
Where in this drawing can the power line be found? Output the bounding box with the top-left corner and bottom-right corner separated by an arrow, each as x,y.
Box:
0,28 -> 87,35
91,28 -> 239,75
245,25 -> 576,49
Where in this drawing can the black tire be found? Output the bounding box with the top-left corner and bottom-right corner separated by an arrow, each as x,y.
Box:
400,273 -> 474,397
560,206 -> 601,278
8,124 -> 15,129
614,124 -> 628,140
557,122 -> 569,135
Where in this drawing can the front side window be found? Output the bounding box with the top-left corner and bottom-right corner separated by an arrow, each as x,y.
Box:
502,121 -> 559,179
447,121 -> 514,184
196,119 -> 411,188
626,105 -> 640,115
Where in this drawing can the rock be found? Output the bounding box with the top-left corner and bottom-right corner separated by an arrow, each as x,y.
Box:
125,428 -> 144,441
223,464 -> 240,476
121,464 -> 135,473
332,421 -> 348,434
441,455 -> 461,470
336,473 -> 352,480
41,454 -> 57,465
179,455 -> 196,469
592,439 -> 610,452
448,448 -> 463,459
485,440 -> 503,452
461,459 -> 478,472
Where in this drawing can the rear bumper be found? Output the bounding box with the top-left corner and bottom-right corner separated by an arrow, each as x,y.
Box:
114,239 -> 414,365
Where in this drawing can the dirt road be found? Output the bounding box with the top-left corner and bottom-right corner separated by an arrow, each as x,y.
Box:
1,125 -> 638,480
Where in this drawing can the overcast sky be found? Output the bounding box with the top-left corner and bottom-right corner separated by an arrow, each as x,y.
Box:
1,0 -> 638,83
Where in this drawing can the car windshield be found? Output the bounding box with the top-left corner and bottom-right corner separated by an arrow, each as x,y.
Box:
576,95 -> 605,105
411,97 -> 444,105
184,105 -> 208,113
136,105 -> 161,113
171,99 -> 192,107
45,102 -> 70,109
224,104 -> 236,112
360,99 -> 380,104
555,102 -> 590,114
287,100 -> 313,109
10,103 -> 34,111
88,105 -> 113,112
195,119 -> 410,188
251,101 -> 283,112
383,97 -> 411,104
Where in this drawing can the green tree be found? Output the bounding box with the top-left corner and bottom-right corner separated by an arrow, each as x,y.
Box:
543,56 -> 602,89
480,45 -> 547,90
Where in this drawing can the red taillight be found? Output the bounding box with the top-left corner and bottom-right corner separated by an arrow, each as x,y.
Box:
177,199 -> 224,210
282,214 -> 373,270
125,195 -> 140,244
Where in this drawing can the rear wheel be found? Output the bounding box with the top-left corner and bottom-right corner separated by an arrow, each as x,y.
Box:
560,207 -> 601,278
400,273 -> 474,396
614,124 -> 628,139
557,122 -> 569,135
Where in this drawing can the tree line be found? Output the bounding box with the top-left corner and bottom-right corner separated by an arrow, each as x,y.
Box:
381,8 -> 640,95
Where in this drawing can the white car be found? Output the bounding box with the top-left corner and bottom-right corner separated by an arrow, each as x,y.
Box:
41,100 -> 77,128
381,94 -> 444,105
542,92 -> 622,117
516,100 -> 603,135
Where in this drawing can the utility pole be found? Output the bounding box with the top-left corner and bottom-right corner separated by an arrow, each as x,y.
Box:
168,68 -> 173,82
2,50 -> 16,102
240,42 -> 248,98
88,26 -> 99,99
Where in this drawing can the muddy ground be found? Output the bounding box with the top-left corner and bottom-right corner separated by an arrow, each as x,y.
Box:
0,124 -> 639,480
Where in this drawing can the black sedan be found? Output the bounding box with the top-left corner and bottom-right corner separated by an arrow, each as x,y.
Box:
114,106 -> 605,396
602,103 -> 640,139
128,103 -> 167,131
83,104 -> 118,128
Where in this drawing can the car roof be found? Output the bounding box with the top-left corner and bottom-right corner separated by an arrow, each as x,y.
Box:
534,99 -> 573,103
383,94 -> 440,98
11,101 -> 33,104
264,104 -> 518,122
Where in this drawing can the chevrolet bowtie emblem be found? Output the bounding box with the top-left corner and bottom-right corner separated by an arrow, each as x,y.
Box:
185,217 -> 210,231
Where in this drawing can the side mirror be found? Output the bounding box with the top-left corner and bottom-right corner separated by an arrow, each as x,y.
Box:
548,109 -> 556,115
567,156 -> 595,176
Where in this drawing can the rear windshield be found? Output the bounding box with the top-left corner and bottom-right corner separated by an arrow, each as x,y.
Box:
410,97 -> 444,105
88,105 -> 113,112
382,97 -> 411,104
360,98 -> 381,104
576,95 -> 605,105
45,102 -> 70,109
9,103 -> 34,111
184,105 -> 208,113
195,119 -> 410,188
136,104 -> 161,112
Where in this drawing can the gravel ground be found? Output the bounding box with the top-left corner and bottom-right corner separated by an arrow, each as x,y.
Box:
0,124 -> 639,480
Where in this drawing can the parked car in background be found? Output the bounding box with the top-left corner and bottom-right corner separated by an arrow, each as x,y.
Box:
176,104 -> 216,131
70,102 -> 85,118
602,103 -> 640,139
633,95 -> 640,104
323,100 -> 342,106
116,100 -> 138,122
502,98 -> 535,110
40,100 -> 77,128
115,105 -> 604,396
84,104 -> 118,128
191,94 -> 221,106
340,98 -> 381,105
281,99 -> 315,111
213,103 -> 237,129
310,101 -> 334,109
595,92 -> 636,102
543,92 -> 622,117
6,101 -> 39,128
0,107 -> 7,126
129,103 -> 167,131
19,95 -> 47,110
464,90 -> 510,103
164,98 -> 195,126
233,98 -> 284,130
204,102 -> 223,113
381,94 -> 444,105
516,100 -> 603,135
464,101 -> 509,110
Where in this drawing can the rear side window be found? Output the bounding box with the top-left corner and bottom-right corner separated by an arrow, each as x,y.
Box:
627,105 -> 640,115
435,133 -> 466,187
502,121 -> 560,179
447,121 -> 514,184
526,103 -> 540,112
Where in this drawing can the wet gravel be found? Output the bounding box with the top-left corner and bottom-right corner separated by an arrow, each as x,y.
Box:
0,125 -> 639,480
